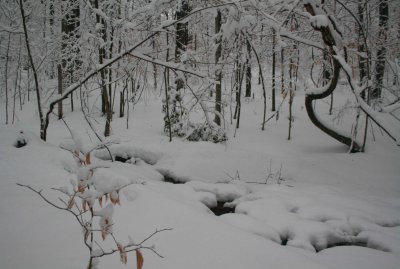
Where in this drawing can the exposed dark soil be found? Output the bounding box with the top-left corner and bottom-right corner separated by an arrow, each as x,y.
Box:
115,155 -> 130,163
163,175 -> 185,184
209,202 -> 235,216
319,241 -> 370,252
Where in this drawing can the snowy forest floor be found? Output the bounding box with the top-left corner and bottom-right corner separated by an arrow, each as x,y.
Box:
1,86 -> 400,269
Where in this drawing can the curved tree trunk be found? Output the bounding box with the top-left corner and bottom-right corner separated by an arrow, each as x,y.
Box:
305,57 -> 360,152
304,3 -> 361,152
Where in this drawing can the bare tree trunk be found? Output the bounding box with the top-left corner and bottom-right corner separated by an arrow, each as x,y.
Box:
12,36 -> 22,124
360,0 -> 371,152
4,33 -> 11,124
288,46 -> 293,140
281,48 -> 285,94
92,0 -> 111,136
70,92 -> 74,112
174,1 -> 190,89
49,0 -> 55,79
372,0 -> 389,99
245,38 -> 252,98
164,67 -> 172,142
108,26 -> 114,118
358,0 -> 367,88
288,91 -> 293,140
288,16 -> 299,140
126,80 -> 130,130
152,39 -> 158,91
92,0 -> 108,116
322,50 -> 333,114
235,64 -> 245,131
27,68 -> 30,102
163,19 -> 172,139
214,10 -> 222,126
58,64 -> 63,119
119,91 -> 125,118
304,2 -> 361,152
233,51 -> 241,120
172,0 -> 190,130
248,40 -> 267,131
272,29 -> 276,111
12,76 -> 17,124
18,36 -> 23,111
20,0 -> 45,140
61,0 -> 80,113
103,88 -> 112,137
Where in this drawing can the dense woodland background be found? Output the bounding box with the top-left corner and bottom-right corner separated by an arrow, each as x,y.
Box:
0,0 -> 399,150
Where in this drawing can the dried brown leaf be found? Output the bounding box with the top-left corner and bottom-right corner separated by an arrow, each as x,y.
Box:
110,191 -> 119,205
67,198 -> 75,209
136,249 -> 144,269
85,153 -> 91,165
117,243 -> 127,264
78,183 -> 85,193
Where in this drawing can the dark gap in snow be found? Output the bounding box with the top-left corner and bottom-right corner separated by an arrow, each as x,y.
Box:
377,222 -> 400,228
289,206 -> 299,213
279,233 -> 387,253
15,140 -> 27,148
163,175 -> 185,184
115,155 -> 131,163
209,202 -> 235,216
280,237 -> 288,246
156,169 -> 187,184
14,131 -> 27,148
95,147 -> 160,166
316,240 -> 370,253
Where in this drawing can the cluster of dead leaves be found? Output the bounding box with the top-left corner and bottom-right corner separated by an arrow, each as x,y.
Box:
117,243 -> 144,269
71,152 -> 145,268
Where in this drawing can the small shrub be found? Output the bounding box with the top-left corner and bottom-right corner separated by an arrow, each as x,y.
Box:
18,138 -> 170,269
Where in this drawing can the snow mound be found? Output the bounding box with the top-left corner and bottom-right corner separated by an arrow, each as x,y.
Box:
156,167 -> 194,183
230,185 -> 400,253
95,144 -> 162,165
358,230 -> 400,253
220,213 -> 281,243
92,168 -> 133,194
186,181 -> 251,202
194,191 -> 218,208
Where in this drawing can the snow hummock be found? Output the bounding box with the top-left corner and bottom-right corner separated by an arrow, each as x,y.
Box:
229,184 -> 400,253
220,213 -> 282,243
95,144 -> 162,165
186,180 -> 250,202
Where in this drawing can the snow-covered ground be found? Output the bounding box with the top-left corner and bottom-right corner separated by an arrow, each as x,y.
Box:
1,89 -> 399,269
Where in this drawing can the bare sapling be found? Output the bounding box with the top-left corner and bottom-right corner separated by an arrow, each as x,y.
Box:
18,140 -> 170,269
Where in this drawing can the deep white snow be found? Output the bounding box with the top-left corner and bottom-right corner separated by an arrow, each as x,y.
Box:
0,88 -> 399,269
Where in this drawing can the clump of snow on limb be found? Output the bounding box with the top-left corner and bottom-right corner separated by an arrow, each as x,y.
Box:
310,15 -> 329,29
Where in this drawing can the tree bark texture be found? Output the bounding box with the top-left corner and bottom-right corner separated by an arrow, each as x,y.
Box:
245,39 -> 252,98
372,0 -> 389,99
214,10 -> 222,126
